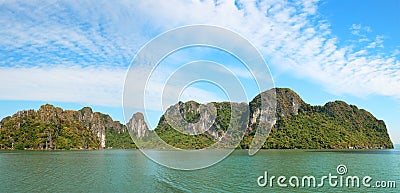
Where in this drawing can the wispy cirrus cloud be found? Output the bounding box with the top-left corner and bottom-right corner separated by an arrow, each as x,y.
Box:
0,0 -> 146,68
1,0 -> 399,108
0,65 -> 126,106
146,0 -> 400,99
350,24 -> 371,37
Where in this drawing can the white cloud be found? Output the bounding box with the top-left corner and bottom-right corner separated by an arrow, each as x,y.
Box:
0,0 -> 147,67
0,65 -> 126,106
1,0 -> 400,107
350,24 -> 371,37
129,0 -> 400,99
366,35 -> 385,49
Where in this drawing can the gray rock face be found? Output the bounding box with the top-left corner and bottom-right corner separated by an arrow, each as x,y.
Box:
157,101 -> 250,145
274,88 -> 308,117
248,88 -> 311,133
248,89 -> 277,133
164,101 -> 217,136
127,112 -> 149,138
0,104 -> 127,149
75,107 -> 126,148
155,88 -> 393,150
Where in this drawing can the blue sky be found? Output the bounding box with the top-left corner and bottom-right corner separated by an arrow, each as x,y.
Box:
1,0 -> 399,143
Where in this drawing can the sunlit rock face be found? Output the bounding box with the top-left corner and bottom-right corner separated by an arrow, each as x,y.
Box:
0,104 -> 126,149
127,112 -> 149,138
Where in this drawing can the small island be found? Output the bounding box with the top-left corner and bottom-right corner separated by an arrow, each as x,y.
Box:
0,105 -> 135,150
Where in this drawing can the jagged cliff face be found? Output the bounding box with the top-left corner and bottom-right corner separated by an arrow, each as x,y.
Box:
254,88 -> 393,149
0,88 -> 394,150
154,101 -> 249,149
154,88 -> 393,149
248,88 -> 277,133
0,104 -> 126,150
248,88 -> 313,137
75,107 -> 126,148
274,88 -> 309,117
127,112 -> 148,138
164,101 -> 217,136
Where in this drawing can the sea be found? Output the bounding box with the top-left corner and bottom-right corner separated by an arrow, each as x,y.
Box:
1,146 -> 399,192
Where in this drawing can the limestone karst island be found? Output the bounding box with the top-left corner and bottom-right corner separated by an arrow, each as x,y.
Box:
0,88 -> 393,150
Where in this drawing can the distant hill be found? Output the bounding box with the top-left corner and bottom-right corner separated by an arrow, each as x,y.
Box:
0,104 -> 135,150
252,88 -> 393,149
150,88 -> 393,149
0,88 -> 393,150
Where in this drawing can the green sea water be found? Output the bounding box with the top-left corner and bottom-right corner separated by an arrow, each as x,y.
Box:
0,148 -> 399,192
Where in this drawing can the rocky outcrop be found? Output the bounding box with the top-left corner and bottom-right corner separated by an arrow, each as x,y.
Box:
0,104 -> 127,149
127,112 -> 149,138
154,101 -> 250,149
154,88 -> 394,149
248,88 -> 277,133
163,101 -> 217,136
75,107 -> 126,148
249,88 -> 393,149
0,88 -> 394,150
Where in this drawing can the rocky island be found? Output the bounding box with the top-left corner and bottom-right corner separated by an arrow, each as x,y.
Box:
0,104 -> 134,150
152,88 -> 393,149
0,88 -> 393,150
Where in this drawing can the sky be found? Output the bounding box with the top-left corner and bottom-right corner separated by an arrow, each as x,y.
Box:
1,0 -> 399,143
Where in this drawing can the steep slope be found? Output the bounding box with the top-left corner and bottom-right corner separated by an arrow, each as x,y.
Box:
0,88 -> 393,150
0,104 -> 131,150
151,88 -> 393,149
153,101 -> 249,149
252,88 -> 393,149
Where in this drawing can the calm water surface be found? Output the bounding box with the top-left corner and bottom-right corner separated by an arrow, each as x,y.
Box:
0,148 -> 399,192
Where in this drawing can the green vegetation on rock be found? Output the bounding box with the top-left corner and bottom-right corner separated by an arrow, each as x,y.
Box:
154,88 -> 393,149
105,129 -> 137,149
259,89 -> 393,149
0,88 -> 394,150
0,104 -> 133,150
